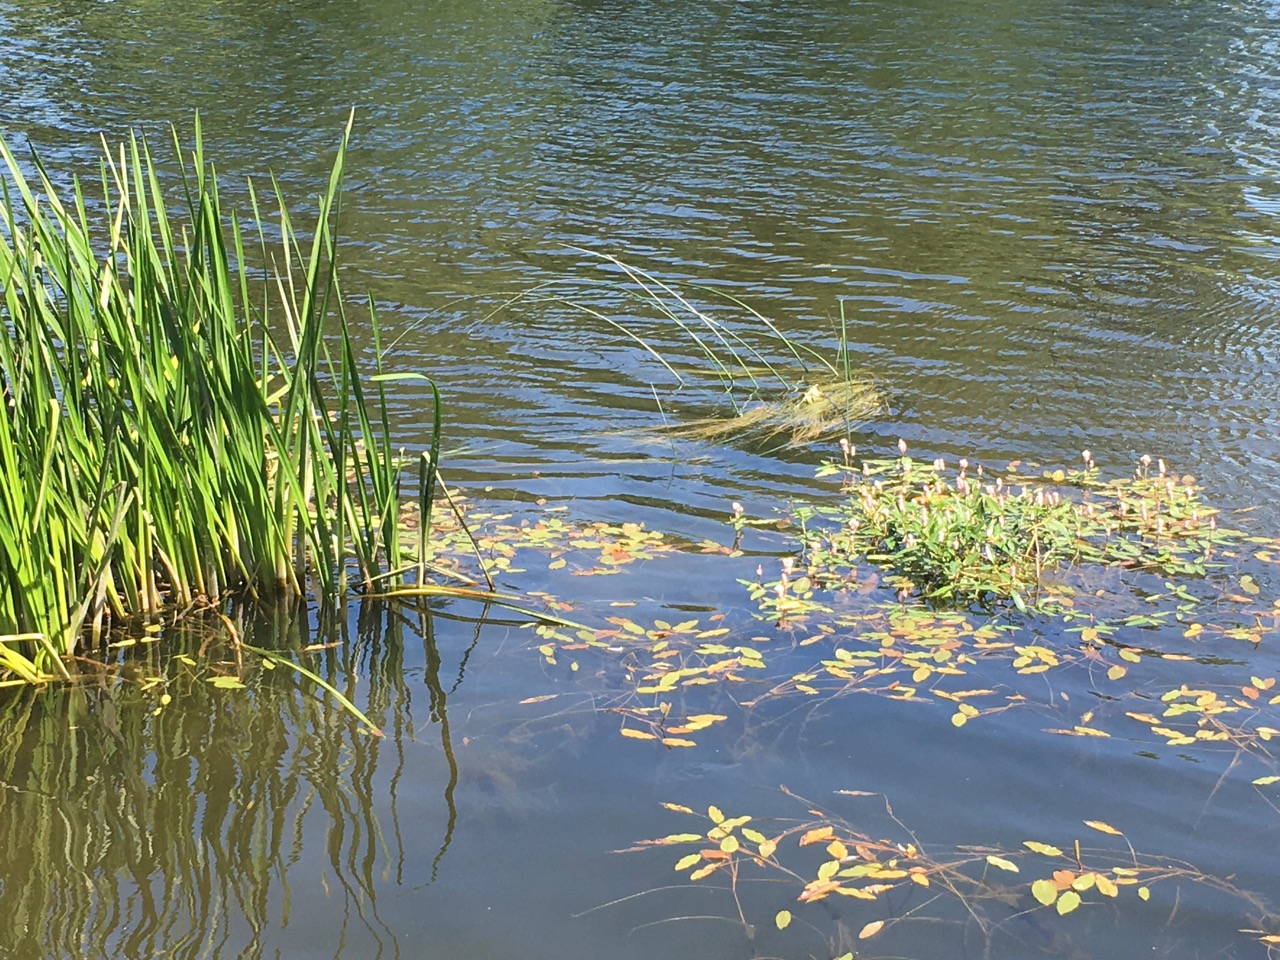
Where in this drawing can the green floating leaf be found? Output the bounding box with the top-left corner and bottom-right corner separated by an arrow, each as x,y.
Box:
775,910 -> 792,930
1024,841 -> 1064,857
1056,889 -> 1082,915
1031,878 -> 1058,906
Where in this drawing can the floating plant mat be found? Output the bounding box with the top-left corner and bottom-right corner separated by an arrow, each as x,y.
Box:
501,453 -> 1280,954
622,789 -> 1279,959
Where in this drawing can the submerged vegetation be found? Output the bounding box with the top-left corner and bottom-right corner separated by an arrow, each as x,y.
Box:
491,252 -> 883,447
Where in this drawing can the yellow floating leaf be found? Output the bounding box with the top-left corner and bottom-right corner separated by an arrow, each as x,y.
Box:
911,872 -> 930,887
1107,665 -> 1127,681
1118,648 -> 1142,663
986,855 -> 1019,873
674,853 -> 701,871
209,677 -> 246,689
1240,575 -> 1261,595
1024,841 -> 1064,857
858,920 -> 885,940
1032,878 -> 1058,906
758,839 -> 777,859
1056,890 -> 1082,915
835,885 -> 878,900
660,834 -> 704,844
1252,776 -> 1280,785
1071,873 -> 1097,892
1138,886 -> 1150,901
1183,623 -> 1203,638
720,835 -> 740,854
519,695 -> 559,704
742,828 -> 767,845
799,826 -> 834,846
620,729 -> 657,740
708,805 -> 725,823
548,558 -> 567,570
1073,726 -> 1111,737
799,879 -> 841,902
827,840 -> 849,860
951,712 -> 968,728
775,910 -> 792,931
662,803 -> 694,814
689,863 -> 719,881
1083,819 -> 1122,836
1095,874 -> 1119,897
661,737 -> 698,748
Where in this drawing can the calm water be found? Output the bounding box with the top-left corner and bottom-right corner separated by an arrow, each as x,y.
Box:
3,0 -> 1280,957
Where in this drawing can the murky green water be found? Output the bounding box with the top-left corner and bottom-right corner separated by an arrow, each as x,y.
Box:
3,0 -> 1280,956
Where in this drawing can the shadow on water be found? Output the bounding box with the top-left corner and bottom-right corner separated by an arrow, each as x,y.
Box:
0,600 -> 484,960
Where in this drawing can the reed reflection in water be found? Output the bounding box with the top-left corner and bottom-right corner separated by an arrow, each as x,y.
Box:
0,601 -> 485,960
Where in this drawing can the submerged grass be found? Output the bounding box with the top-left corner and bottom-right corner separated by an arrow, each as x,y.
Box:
493,252 -> 883,447
0,115 -> 441,681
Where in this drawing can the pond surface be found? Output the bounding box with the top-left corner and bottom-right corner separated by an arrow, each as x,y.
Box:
3,0 -> 1280,957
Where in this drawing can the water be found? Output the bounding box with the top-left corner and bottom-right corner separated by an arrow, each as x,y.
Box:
3,0 -> 1280,956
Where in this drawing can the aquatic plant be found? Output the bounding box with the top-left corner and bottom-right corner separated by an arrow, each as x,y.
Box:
0,116 -> 432,680
491,253 -> 883,447
775,447 -> 1239,612
627,788 -> 1280,955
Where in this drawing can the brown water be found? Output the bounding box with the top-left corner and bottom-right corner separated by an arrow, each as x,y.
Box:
3,0 -> 1280,957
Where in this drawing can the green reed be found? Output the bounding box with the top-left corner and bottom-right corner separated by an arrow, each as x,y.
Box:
0,115 -> 434,680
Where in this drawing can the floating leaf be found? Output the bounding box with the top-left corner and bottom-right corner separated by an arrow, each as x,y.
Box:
1095,874 -> 1119,898
1252,776 -> 1280,785
1106,665 -> 1127,681
1056,890 -> 1082,915
758,839 -> 777,859
208,676 -> 246,690
986,855 -> 1019,873
1138,886 -> 1150,901
719,835 -> 740,854
620,729 -> 657,740
674,853 -> 701,871
518,695 -> 558,704
661,737 -> 698,748
708,805 -> 725,823
1024,841 -> 1063,857
662,803 -> 694,814
1071,872 -> 1097,892
660,834 -> 704,844
1032,879 -> 1058,906
858,920 -> 885,940
688,864 -> 718,881
1083,820 -> 1122,836
775,910 -> 792,931
799,826 -> 834,846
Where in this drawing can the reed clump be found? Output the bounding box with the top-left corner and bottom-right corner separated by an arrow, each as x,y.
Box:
0,116 -> 432,682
